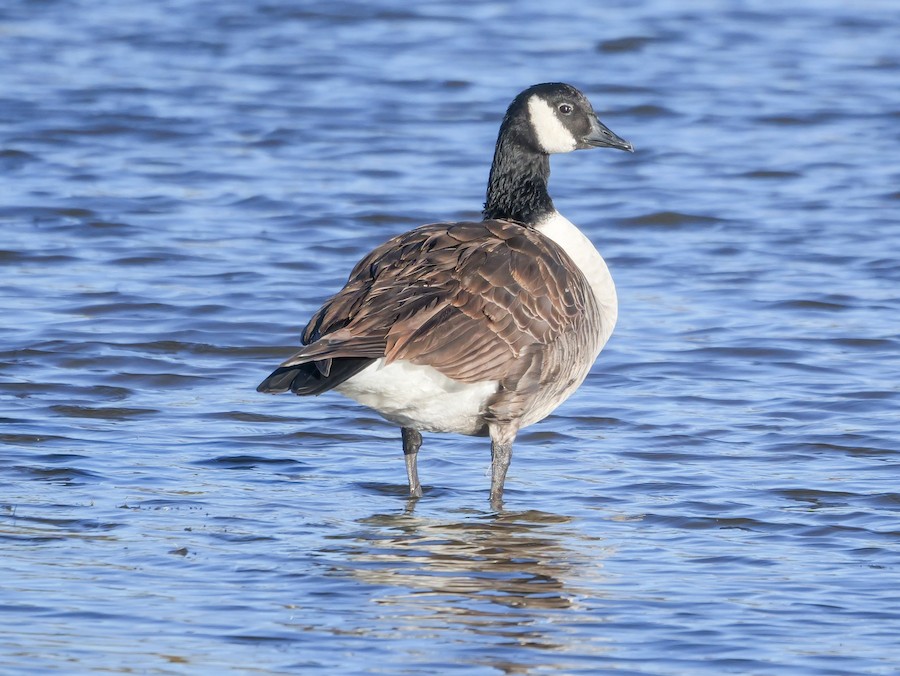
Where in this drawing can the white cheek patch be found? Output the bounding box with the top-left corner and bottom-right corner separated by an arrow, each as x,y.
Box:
527,95 -> 577,154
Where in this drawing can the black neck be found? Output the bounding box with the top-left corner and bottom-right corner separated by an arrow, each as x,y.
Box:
482,133 -> 554,224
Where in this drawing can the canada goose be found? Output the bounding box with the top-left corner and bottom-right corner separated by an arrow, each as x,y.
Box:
258,82 -> 632,507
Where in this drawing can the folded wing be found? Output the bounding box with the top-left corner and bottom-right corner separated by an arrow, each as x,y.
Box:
257,219 -> 599,405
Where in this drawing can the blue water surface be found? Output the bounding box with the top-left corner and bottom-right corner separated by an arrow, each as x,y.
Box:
2,0 -> 900,674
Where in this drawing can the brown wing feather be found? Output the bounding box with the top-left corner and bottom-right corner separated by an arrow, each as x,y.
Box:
294,219 -> 599,391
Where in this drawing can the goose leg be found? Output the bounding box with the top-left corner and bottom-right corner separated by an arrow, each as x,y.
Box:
401,427 -> 423,498
489,424 -> 517,509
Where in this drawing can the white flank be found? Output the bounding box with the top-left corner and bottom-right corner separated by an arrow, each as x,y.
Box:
527,95 -> 577,154
335,359 -> 498,435
537,211 -> 618,351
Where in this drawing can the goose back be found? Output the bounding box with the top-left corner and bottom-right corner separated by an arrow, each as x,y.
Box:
260,218 -> 605,431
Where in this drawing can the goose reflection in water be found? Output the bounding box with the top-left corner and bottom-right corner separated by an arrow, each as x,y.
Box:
317,508 -> 615,672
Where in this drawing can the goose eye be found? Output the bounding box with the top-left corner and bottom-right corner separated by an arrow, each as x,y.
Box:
558,103 -> 573,115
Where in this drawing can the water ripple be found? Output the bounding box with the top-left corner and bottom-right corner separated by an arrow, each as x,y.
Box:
2,0 -> 900,674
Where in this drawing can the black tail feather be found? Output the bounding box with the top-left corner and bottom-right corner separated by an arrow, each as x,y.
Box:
257,357 -> 374,396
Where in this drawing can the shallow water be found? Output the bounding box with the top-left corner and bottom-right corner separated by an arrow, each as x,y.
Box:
3,0 -> 900,673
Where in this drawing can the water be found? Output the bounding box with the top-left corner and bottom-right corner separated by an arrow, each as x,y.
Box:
2,0 -> 899,673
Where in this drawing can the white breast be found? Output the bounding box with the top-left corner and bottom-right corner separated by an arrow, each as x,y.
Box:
536,211 -> 618,352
